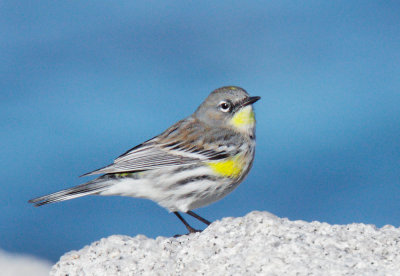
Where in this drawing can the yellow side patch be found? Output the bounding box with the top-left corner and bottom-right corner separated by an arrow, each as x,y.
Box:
207,155 -> 244,178
230,106 -> 255,128
116,172 -> 132,177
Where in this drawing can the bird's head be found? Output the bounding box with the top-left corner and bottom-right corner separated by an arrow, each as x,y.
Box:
194,86 -> 260,135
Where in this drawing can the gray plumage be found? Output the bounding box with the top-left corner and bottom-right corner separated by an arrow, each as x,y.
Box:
29,86 -> 260,230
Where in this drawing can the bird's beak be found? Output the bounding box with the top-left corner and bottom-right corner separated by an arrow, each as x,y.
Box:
241,96 -> 261,107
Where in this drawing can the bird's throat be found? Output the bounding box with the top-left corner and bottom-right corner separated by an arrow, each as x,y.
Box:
229,106 -> 256,134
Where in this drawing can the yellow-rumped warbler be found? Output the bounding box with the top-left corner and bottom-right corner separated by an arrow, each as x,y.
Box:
29,86 -> 260,233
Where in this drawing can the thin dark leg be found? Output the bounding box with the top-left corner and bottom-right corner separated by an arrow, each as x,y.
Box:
173,212 -> 199,233
186,210 -> 211,225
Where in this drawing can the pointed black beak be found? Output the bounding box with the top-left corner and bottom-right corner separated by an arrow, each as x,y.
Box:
241,96 -> 261,107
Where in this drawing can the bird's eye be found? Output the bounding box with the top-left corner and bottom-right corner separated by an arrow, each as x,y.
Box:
219,101 -> 232,112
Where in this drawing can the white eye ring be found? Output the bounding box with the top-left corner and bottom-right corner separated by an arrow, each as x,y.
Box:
219,100 -> 232,112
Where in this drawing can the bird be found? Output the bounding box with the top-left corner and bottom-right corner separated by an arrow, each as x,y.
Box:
29,86 -> 260,234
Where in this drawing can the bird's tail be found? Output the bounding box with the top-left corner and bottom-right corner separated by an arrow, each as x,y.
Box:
28,176 -> 112,207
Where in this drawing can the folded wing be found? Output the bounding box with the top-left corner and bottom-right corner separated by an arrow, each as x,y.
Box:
81,118 -> 240,177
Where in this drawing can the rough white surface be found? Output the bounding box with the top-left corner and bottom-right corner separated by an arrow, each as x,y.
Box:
52,211 -> 400,275
0,249 -> 52,276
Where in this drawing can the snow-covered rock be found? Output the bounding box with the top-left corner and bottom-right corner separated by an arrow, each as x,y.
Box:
51,211 -> 400,275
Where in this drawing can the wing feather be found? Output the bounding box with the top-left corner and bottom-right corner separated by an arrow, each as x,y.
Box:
81,118 -> 241,177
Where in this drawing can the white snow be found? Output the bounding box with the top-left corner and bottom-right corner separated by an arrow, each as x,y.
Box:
51,211 -> 400,275
0,249 -> 52,276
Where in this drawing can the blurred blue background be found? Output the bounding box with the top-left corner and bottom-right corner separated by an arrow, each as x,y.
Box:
1,1 -> 399,263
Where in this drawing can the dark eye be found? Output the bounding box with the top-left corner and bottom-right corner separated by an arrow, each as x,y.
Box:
219,100 -> 232,112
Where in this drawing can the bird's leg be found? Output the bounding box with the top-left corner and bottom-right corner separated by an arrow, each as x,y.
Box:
186,210 -> 211,226
173,212 -> 200,234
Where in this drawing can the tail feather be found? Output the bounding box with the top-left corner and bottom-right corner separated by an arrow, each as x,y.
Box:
28,177 -> 111,207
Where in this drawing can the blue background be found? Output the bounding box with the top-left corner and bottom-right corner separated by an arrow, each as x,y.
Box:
1,1 -> 399,263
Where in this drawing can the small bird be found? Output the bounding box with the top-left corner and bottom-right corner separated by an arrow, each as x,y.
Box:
29,86 -> 260,233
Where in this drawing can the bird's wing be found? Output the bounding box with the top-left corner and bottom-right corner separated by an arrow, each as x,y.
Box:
81,119 -> 239,177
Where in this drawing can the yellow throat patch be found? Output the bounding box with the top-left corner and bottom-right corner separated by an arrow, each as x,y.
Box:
207,155 -> 244,178
230,105 -> 255,131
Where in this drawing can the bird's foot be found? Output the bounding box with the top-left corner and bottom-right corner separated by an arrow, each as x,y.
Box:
174,227 -> 202,237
